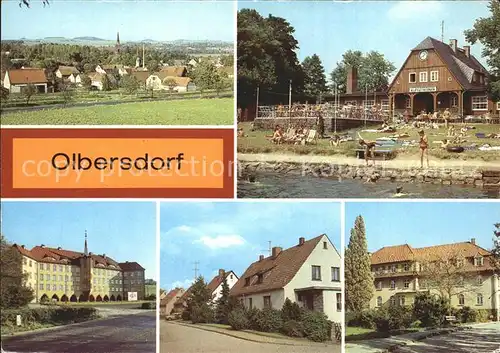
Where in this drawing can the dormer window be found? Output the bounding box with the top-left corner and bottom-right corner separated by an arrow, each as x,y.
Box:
456,258 -> 464,267
245,277 -> 250,286
474,256 -> 484,267
257,274 -> 263,284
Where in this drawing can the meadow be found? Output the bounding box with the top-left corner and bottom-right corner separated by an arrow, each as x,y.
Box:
1,97 -> 234,125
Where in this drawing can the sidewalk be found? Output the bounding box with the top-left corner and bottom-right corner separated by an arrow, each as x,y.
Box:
170,321 -> 337,347
345,326 -> 471,353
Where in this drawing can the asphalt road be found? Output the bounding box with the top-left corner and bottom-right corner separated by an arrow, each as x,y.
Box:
394,322 -> 500,353
160,321 -> 339,353
2,312 -> 156,353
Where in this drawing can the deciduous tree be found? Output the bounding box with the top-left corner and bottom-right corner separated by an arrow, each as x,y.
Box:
490,223 -> 500,273
465,0 -> 500,101
23,83 -> 36,105
0,235 -> 34,308
302,54 -> 328,100
121,75 -> 139,95
345,215 -> 374,312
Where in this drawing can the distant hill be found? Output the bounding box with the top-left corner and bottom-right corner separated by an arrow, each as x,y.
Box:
73,36 -> 106,41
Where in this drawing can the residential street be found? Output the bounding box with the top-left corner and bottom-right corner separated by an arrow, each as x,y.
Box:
161,321 -> 340,353
394,322 -> 500,353
2,312 -> 156,353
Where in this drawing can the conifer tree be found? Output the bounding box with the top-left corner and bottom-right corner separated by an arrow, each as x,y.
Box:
345,215 -> 374,312
215,274 -> 231,324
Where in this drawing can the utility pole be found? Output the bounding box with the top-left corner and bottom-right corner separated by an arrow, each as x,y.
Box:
256,86 -> 260,119
192,261 -> 200,280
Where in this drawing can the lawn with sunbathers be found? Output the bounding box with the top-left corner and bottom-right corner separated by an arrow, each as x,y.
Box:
237,122 -> 500,161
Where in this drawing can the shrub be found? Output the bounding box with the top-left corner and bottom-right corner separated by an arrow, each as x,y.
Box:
346,310 -> 377,329
410,320 -> 422,328
255,308 -> 283,332
301,310 -> 331,342
281,298 -> 302,321
282,320 -> 304,337
373,308 -> 390,332
190,304 -> 214,324
387,304 -> 413,330
181,310 -> 190,321
1,307 -> 98,327
456,306 -> 479,323
245,307 -> 260,330
141,302 -> 155,309
413,293 -> 450,327
228,309 -> 249,330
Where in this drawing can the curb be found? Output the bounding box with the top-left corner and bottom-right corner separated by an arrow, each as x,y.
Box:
168,321 -> 333,347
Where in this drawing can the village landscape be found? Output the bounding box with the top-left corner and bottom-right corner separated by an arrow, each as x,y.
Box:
237,1 -> 500,199
0,1 -> 234,125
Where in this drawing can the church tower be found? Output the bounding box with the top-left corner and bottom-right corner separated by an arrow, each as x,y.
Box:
115,31 -> 121,54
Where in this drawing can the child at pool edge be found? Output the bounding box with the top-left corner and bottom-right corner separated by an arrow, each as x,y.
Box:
419,129 -> 429,169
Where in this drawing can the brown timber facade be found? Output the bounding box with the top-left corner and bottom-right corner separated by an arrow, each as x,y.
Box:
388,37 -> 497,117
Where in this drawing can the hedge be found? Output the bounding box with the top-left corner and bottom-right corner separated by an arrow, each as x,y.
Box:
1,306 -> 98,327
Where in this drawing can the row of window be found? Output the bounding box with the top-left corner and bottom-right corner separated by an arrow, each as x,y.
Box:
312,266 -> 341,282
243,294 -> 343,312
40,284 -> 80,291
408,71 -> 440,84
377,275 -> 484,291
376,293 -> 484,307
375,257 -> 485,274
39,274 -> 80,282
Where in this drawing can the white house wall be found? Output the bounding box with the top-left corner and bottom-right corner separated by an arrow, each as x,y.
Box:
284,234 -> 342,322
212,271 -> 239,303
241,289 -> 285,310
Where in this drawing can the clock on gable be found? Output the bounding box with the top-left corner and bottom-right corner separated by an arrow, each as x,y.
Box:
419,50 -> 428,61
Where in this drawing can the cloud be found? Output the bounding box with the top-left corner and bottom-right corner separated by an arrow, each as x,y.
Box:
170,278 -> 193,290
177,225 -> 192,232
387,1 -> 444,21
195,234 -> 246,249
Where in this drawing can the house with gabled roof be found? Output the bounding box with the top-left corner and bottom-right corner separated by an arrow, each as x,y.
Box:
230,234 -> 342,322
388,36 -> 497,117
370,238 -> 499,320
160,287 -> 185,316
12,234 -> 146,303
56,66 -> 81,84
3,69 -> 49,93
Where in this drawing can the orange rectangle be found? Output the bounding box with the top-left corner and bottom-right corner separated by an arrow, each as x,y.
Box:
1,129 -> 234,198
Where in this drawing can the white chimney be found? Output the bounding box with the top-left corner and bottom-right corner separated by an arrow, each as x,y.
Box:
449,39 -> 458,52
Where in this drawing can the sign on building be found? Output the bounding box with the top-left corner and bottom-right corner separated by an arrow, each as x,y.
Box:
409,87 -> 437,93
128,292 -> 138,301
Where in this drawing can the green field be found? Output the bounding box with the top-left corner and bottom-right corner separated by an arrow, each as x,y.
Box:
1,97 -> 234,125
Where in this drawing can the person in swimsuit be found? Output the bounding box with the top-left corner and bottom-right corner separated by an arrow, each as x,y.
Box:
419,129 -> 429,168
359,139 -> 377,166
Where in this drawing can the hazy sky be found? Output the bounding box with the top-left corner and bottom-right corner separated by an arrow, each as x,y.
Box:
1,201 -> 157,280
346,202 -> 500,252
160,201 -> 341,290
240,1 -> 490,76
1,1 -> 234,41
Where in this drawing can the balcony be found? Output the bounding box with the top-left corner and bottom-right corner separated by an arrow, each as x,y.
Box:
372,269 -> 418,279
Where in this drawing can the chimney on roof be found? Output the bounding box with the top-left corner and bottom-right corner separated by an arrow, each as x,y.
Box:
41,244 -> 45,248
463,45 -> 470,58
471,238 -> 476,245
272,247 -> 282,258
299,237 -> 305,246
259,255 -> 264,262
89,252 -> 93,255
57,247 -> 62,250
449,39 -> 458,53
218,269 -> 225,277
346,66 -> 358,95
102,254 -> 106,259
21,245 -> 25,249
